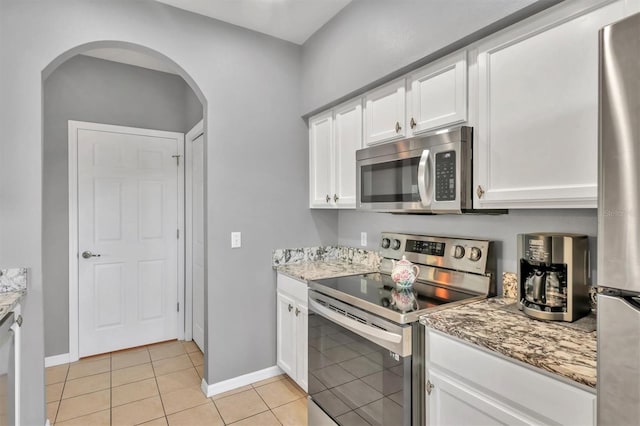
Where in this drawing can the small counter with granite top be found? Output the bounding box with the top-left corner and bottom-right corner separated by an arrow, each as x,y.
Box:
420,296 -> 597,389
273,246 -> 380,282
0,268 -> 27,321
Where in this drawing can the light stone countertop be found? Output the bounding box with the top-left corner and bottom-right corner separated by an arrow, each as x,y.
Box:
0,268 -> 27,321
420,297 -> 597,389
273,246 -> 380,282
276,260 -> 378,282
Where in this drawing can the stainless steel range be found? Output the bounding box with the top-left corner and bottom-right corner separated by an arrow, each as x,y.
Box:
307,233 -> 496,426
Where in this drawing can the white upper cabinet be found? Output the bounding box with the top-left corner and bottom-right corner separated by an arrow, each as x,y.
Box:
333,99 -> 362,208
309,111 -> 334,208
408,51 -> 468,135
364,78 -> 406,145
472,0 -> 628,208
309,99 -> 362,209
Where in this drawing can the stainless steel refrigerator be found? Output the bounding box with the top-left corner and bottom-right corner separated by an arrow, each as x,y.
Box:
598,11 -> 640,426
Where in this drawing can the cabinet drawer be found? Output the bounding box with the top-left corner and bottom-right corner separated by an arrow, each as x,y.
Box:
426,330 -> 596,426
277,273 -> 308,304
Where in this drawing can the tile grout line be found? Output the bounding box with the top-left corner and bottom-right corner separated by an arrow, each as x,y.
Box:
251,382 -> 285,426
149,344 -> 172,423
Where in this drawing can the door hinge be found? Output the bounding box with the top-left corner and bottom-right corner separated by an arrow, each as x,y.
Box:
177,229 -> 180,239
426,380 -> 434,395
171,154 -> 181,166
177,302 -> 180,312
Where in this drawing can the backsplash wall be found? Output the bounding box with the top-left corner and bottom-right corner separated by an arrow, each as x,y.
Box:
338,209 -> 598,293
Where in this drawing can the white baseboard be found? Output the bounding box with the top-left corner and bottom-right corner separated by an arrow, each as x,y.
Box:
45,353 -> 71,368
201,365 -> 284,397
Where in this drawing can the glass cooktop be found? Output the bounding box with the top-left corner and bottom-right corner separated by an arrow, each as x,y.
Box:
309,272 -> 480,324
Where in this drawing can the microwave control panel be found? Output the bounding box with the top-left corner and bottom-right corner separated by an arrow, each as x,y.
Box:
435,151 -> 456,201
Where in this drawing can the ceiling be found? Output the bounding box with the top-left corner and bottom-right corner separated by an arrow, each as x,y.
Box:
155,0 -> 352,45
82,1 -> 351,76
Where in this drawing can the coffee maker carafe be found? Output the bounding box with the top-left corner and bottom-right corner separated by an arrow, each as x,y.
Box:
518,233 -> 591,322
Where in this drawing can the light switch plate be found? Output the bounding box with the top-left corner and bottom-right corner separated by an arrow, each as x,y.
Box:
361,232 -> 367,247
231,232 -> 241,248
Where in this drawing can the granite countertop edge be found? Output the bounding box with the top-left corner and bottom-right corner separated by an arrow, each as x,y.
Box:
0,291 -> 25,321
275,259 -> 378,283
419,297 -> 597,390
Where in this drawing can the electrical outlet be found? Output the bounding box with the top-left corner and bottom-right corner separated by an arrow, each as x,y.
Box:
231,232 -> 241,248
360,232 -> 367,247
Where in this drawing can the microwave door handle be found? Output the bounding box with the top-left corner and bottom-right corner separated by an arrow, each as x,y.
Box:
418,149 -> 431,207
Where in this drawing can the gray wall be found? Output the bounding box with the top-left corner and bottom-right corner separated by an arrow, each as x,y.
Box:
0,1 -> 337,424
301,0 -> 560,114
338,210 -> 598,294
43,54 -> 203,357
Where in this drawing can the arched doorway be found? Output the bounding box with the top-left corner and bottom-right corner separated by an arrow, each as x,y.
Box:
41,41 -> 208,375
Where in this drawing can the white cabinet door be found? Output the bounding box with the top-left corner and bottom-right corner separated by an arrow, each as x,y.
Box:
276,291 -> 296,378
425,329 -> 596,426
409,51 -> 467,135
474,0 -> 626,208
295,303 -> 308,392
333,99 -> 362,208
364,78 -> 406,145
309,111 -> 334,208
428,369 -> 532,426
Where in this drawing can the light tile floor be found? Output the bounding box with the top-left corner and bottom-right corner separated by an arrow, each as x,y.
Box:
45,340 -> 307,425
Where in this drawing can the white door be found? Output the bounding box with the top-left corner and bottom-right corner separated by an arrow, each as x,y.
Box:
276,291 -> 296,378
191,133 -> 205,352
76,124 -> 182,357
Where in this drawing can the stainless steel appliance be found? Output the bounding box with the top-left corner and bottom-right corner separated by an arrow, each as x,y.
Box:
517,233 -> 591,322
307,233 -> 495,426
598,12 -> 640,425
356,127 -> 473,214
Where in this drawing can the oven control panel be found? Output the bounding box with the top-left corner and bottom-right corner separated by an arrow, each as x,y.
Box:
379,232 -> 491,275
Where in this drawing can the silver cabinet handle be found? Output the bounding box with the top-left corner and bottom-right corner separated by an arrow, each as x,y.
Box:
295,308 -> 300,316
476,185 -> 485,199
410,117 -> 417,129
333,194 -> 339,203
395,121 -> 402,133
82,251 -> 101,259
326,194 -> 331,203
288,304 -> 293,312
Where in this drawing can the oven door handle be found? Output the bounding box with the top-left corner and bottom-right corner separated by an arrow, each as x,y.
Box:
418,149 -> 431,207
309,298 -> 402,345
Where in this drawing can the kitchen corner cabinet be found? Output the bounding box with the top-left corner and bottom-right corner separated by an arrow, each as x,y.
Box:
276,273 -> 308,392
309,98 -> 362,208
425,329 -> 596,426
364,78 -> 406,145
472,0 -> 628,209
408,51 -> 467,135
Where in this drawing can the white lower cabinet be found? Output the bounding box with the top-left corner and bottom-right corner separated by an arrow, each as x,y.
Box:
425,329 -> 596,426
276,273 -> 308,392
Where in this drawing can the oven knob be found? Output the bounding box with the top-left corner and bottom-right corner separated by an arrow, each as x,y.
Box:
381,238 -> 391,249
451,245 -> 465,259
392,239 -> 401,250
469,247 -> 482,262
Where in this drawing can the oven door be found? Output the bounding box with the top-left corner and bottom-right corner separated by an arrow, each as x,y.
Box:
307,291 -> 412,426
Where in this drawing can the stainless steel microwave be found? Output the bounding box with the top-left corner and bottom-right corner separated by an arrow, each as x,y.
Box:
356,126 -> 473,214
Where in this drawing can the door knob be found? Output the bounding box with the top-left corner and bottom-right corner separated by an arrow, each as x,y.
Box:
82,251 -> 101,259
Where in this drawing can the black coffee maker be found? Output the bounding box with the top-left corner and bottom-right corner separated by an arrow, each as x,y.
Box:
517,233 -> 591,322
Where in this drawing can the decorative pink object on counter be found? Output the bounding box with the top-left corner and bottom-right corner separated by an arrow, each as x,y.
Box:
391,255 -> 420,287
